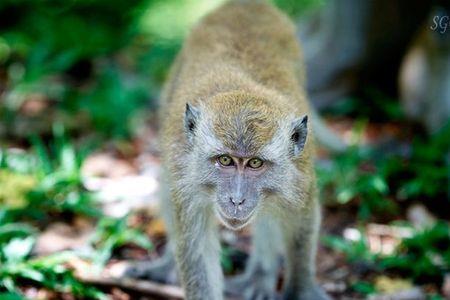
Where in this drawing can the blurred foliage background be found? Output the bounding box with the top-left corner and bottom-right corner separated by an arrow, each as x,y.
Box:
0,0 -> 321,140
0,0 -> 449,299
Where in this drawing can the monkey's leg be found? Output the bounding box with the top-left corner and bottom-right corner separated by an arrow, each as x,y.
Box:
225,214 -> 282,300
124,175 -> 177,283
281,200 -> 329,300
174,202 -> 223,300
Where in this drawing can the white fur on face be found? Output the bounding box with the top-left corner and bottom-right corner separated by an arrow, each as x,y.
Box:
182,110 -> 306,215
260,117 -> 293,161
195,108 -> 225,156
259,117 -> 307,207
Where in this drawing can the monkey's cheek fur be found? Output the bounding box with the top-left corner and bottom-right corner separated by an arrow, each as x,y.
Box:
215,207 -> 256,231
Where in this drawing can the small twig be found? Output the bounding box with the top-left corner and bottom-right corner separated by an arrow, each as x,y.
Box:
78,274 -> 184,299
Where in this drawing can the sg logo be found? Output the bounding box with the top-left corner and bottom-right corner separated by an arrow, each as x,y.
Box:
430,15 -> 449,34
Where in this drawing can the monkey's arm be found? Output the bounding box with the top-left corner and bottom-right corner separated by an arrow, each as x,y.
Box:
282,198 -> 329,300
225,212 -> 282,299
174,201 -> 223,300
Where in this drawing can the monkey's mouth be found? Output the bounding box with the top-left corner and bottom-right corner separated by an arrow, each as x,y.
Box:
216,208 -> 255,230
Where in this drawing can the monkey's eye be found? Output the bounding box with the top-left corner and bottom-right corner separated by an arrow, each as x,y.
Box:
248,158 -> 263,169
218,155 -> 233,166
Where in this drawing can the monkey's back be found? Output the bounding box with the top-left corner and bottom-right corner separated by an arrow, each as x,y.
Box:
184,0 -> 304,92
160,0 -> 312,165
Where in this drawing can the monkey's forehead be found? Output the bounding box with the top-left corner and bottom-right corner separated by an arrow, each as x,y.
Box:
202,91 -> 288,154
209,109 -> 282,155
213,117 -> 277,154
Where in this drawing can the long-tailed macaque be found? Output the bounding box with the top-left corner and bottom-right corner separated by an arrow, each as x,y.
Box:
126,1 -> 330,299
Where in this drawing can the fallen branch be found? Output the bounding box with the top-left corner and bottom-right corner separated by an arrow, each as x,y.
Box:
78,274 -> 184,299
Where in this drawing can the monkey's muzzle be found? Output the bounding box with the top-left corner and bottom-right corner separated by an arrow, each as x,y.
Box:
216,206 -> 256,230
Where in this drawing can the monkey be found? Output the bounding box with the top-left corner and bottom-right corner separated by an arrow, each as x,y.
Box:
126,1 -> 330,299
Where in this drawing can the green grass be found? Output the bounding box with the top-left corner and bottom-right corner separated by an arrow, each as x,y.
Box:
324,221 -> 450,287
1,126 -> 99,223
0,222 -> 106,299
317,123 -> 449,220
0,129 -> 153,297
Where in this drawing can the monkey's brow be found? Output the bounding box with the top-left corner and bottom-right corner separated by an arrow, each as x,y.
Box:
210,150 -> 270,161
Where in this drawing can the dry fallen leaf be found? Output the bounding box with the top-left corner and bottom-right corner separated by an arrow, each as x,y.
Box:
374,276 -> 413,293
442,273 -> 450,299
34,222 -> 92,255
146,218 -> 167,237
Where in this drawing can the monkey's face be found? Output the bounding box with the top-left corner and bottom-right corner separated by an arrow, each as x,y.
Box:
212,154 -> 267,230
184,94 -> 309,231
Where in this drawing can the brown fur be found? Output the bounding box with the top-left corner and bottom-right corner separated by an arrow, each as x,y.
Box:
161,0 -> 314,176
156,1 -> 327,299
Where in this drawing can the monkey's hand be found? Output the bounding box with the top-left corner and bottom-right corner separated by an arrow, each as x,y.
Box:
282,284 -> 330,300
123,251 -> 177,284
225,269 -> 278,300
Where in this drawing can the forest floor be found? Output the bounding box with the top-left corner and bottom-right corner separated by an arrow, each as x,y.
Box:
1,115 -> 449,300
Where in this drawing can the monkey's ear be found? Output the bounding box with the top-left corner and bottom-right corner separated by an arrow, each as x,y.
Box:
184,103 -> 200,139
290,115 -> 308,156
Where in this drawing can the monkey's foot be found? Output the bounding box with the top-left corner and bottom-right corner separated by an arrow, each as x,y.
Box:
282,284 -> 330,300
225,271 -> 278,300
123,253 -> 178,284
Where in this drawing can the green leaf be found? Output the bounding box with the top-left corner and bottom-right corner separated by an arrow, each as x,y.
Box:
352,280 -> 376,295
17,267 -> 44,282
0,292 -> 26,300
337,187 -> 356,204
30,136 -> 53,175
370,175 -> 388,194
2,237 -> 35,263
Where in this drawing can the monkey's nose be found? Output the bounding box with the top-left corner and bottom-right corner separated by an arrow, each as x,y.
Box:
230,197 -> 245,206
